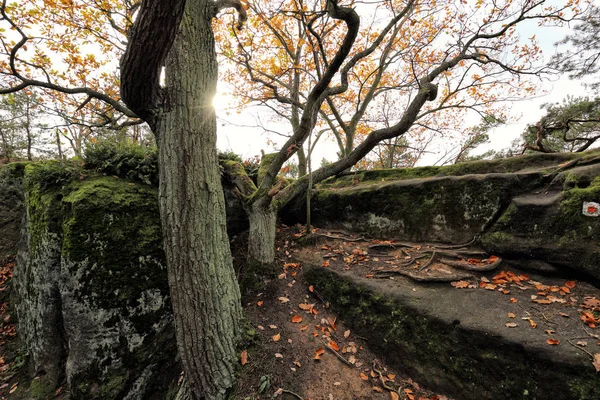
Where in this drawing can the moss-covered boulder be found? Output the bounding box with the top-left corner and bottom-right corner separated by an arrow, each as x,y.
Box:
13,162 -> 177,399
481,163 -> 600,281
291,172 -> 544,243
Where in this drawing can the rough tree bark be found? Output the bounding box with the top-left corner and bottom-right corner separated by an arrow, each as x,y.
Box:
121,0 -> 242,399
247,197 -> 277,264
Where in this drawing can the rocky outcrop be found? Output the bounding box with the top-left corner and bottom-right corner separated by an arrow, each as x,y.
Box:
284,150 -> 600,280
480,162 -> 600,280
12,162 -> 177,399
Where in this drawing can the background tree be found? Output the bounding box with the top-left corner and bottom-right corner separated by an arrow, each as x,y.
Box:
552,4 -> 600,89
0,91 -> 46,161
518,96 -> 600,153
219,0 -> 586,264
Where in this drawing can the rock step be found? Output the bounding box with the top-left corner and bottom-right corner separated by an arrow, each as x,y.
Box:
305,264 -> 600,400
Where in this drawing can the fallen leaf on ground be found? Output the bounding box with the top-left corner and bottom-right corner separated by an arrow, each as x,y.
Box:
390,391 -> 399,400
565,280 -> 576,289
291,315 -> 303,323
298,303 -> 314,311
344,329 -> 351,338
546,339 -> 560,345
505,322 -> 518,328
451,280 -> 469,289
257,301 -> 263,307
593,353 -> 600,372
373,386 -> 383,393
510,298 -> 518,303
278,297 -> 290,303
275,353 -> 283,358
272,333 -> 281,342
508,313 -> 516,319
314,348 -> 325,360
241,350 -> 248,366
529,319 -> 537,329
328,340 -> 340,351
360,372 -> 369,381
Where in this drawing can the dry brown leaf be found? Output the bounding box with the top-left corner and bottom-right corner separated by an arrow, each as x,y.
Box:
529,319 -> 537,329
240,350 -> 248,366
298,303 -> 314,311
546,339 -> 560,345
344,329 -> 351,338
533,299 -> 552,305
505,322 -> 518,328
328,340 -> 340,351
291,315 -> 303,323
373,386 -> 384,393
510,298 -> 518,303
275,353 -> 284,358
360,372 -> 369,381
314,348 -> 325,360
257,301 -> 263,307
565,280 -> 576,289
508,313 -> 516,319
451,280 -> 469,289
278,297 -> 290,303
593,353 -> 600,372
390,391 -> 400,400
272,333 -> 281,342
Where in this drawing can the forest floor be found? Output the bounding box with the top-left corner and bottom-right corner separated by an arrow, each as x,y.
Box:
2,223 -> 599,399
232,227 -> 450,400
233,223 -> 600,400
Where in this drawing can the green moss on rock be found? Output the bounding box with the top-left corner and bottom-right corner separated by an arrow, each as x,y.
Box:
14,162 -> 178,400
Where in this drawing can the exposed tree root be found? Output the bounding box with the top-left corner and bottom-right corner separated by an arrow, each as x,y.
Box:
368,242 -> 413,251
373,269 -> 473,282
316,233 -> 367,242
440,257 -> 502,272
434,237 -> 477,249
418,251 -> 437,271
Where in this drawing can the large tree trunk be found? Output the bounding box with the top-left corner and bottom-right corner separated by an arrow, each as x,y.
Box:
247,198 -> 277,264
155,1 -> 242,399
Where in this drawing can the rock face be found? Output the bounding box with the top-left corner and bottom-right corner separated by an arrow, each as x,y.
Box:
12,162 -> 177,399
481,162 -> 600,281
284,150 -> 600,280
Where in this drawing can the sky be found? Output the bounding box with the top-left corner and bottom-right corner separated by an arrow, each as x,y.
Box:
212,3 -> 592,168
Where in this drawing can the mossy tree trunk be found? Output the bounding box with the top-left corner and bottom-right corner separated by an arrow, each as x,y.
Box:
121,1 -> 242,399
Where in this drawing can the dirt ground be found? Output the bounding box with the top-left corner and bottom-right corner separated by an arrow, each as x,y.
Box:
232,226 -> 449,400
